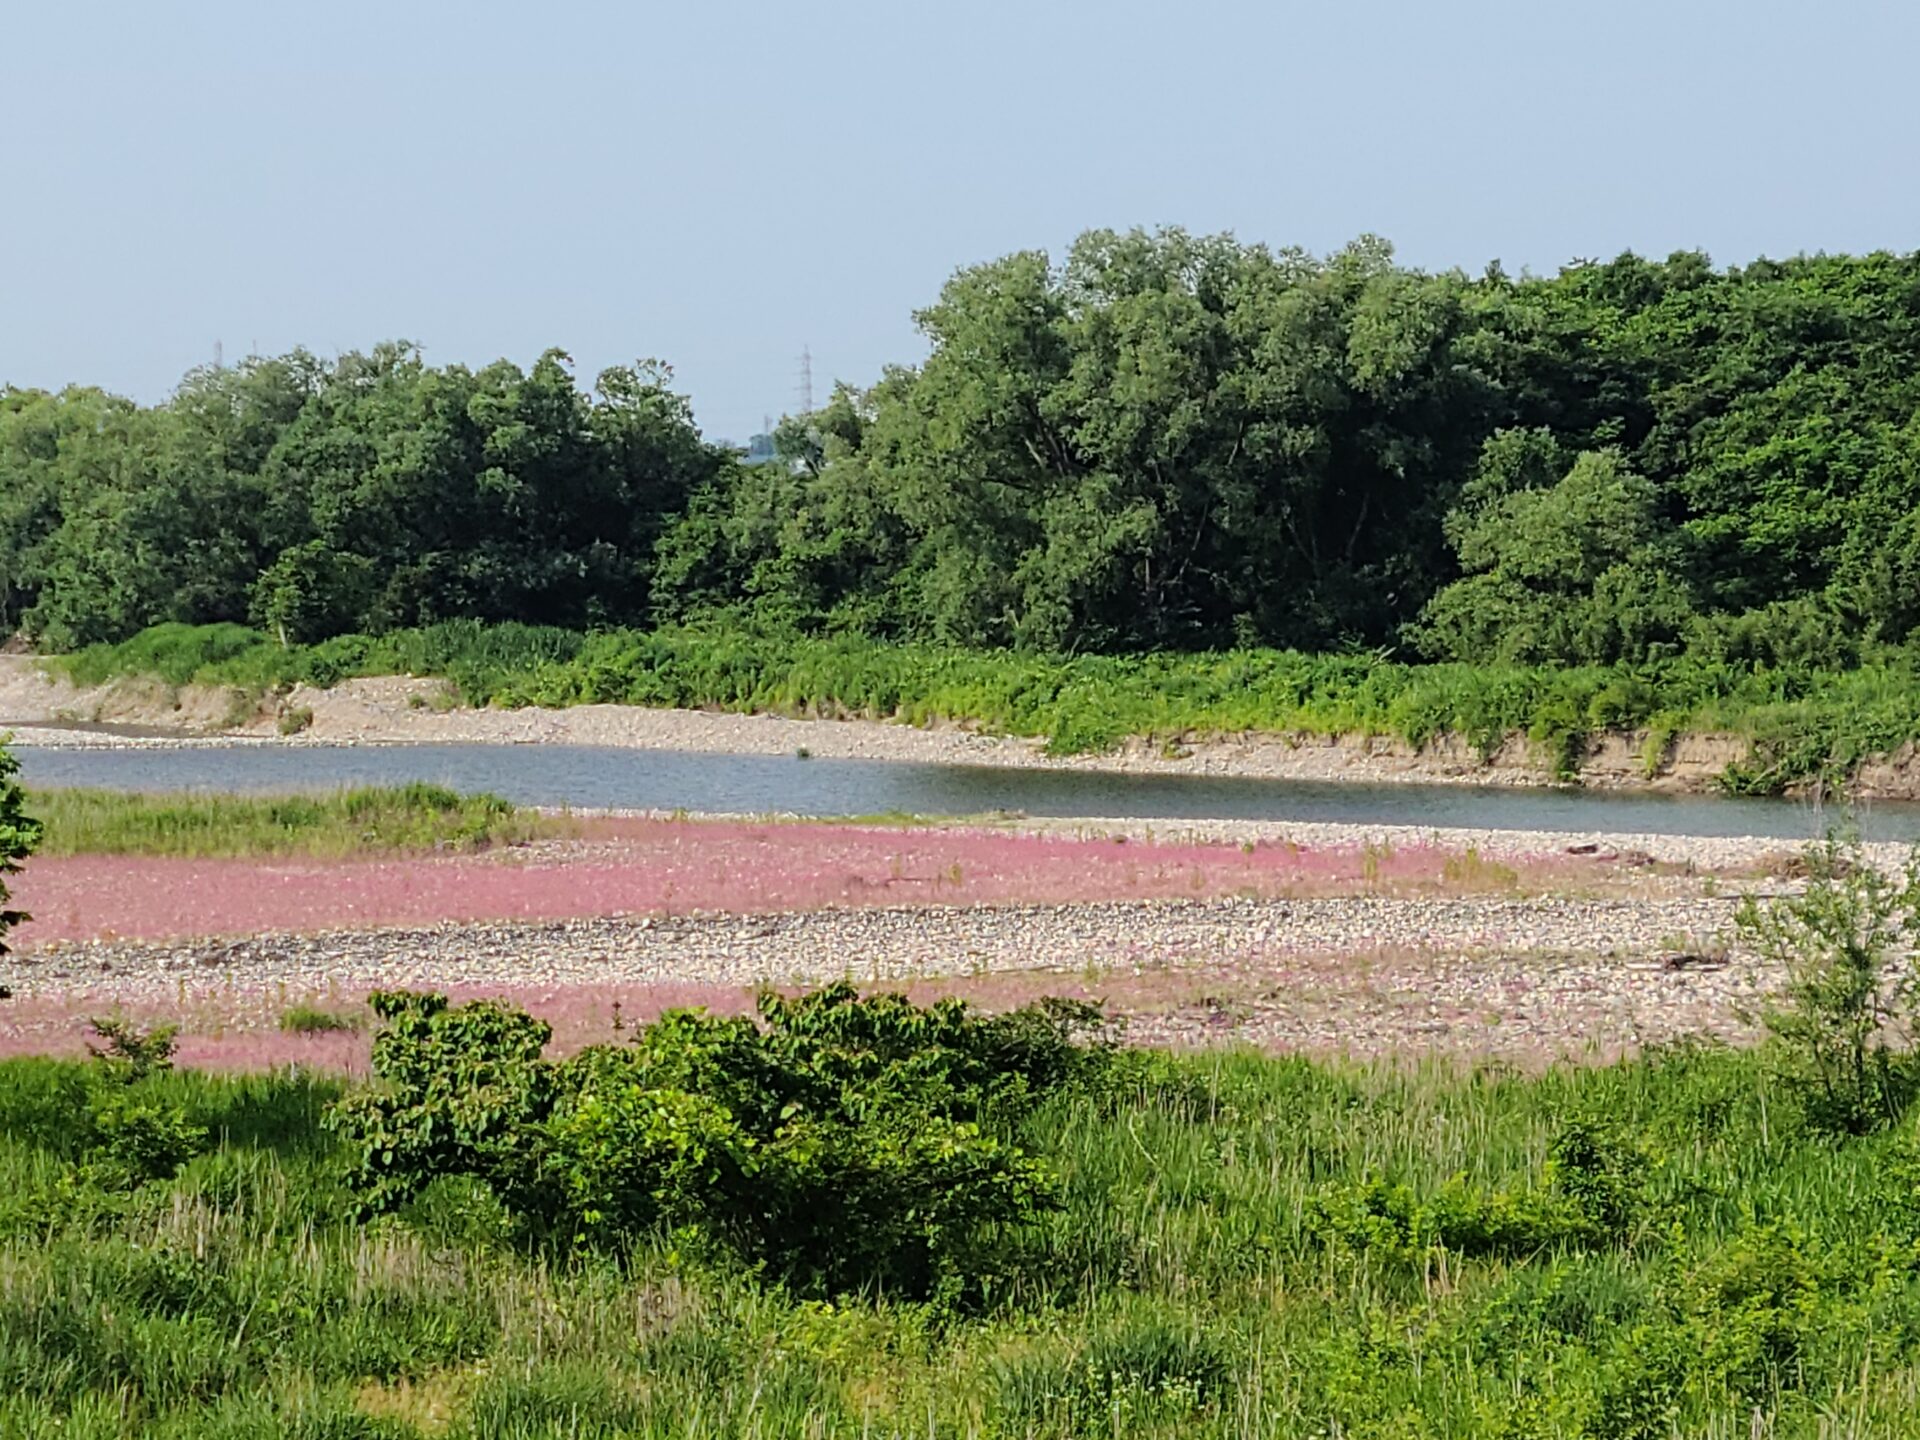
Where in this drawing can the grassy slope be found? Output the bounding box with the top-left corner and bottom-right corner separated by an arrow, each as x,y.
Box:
4,1044 -> 1920,1437
26,783 -> 557,858
47,621 -> 1920,792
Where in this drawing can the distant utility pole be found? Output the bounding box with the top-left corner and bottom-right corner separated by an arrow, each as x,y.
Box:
798,346 -> 814,416
214,340 -> 224,371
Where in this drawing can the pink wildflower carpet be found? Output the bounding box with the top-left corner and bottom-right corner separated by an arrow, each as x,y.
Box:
10,818 -> 1569,947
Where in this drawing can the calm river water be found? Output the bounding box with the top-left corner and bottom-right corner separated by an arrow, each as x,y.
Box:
9,741 -> 1912,841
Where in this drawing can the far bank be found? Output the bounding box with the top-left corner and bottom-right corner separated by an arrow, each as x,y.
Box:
7,624 -> 1920,798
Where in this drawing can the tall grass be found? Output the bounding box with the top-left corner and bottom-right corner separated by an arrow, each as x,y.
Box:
47,621 -> 1920,792
28,783 -> 554,858
6,1042 -> 1920,1435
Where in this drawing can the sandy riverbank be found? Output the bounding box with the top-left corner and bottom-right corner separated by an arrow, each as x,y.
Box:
0,653 -> 1773,791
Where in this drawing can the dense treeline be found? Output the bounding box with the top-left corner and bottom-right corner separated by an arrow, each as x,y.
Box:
0,348 -> 723,647
6,231 -> 1920,664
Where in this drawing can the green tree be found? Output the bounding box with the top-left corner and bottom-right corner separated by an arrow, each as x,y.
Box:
1414,443 -> 1694,664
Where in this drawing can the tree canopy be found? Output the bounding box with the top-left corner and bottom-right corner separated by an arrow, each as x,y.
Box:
7,233 -> 1920,666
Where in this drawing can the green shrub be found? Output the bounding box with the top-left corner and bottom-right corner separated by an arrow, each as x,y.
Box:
0,741 -> 41,961
278,1004 -> 367,1035
85,1016 -> 179,1082
1308,1120 -> 1652,1265
1737,834 -> 1920,1133
327,985 -> 1109,1301
81,1088 -> 207,1189
1547,1119 -> 1653,1238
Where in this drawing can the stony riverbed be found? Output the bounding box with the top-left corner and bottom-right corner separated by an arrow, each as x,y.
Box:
4,890 -> 1772,1066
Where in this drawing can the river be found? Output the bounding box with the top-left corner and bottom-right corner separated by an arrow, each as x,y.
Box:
8,741 -> 1909,841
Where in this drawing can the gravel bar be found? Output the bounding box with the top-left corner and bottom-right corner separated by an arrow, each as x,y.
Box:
17,893 -> 1742,997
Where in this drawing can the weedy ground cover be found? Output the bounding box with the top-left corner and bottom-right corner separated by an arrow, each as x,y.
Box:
25,783 -> 557,859
50,620 -> 1920,792
8,983 -> 1920,1437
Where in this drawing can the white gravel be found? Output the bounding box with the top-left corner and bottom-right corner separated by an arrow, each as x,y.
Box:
10,893 -> 1772,1061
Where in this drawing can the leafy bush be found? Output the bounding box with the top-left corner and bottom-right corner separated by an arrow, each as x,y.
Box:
80,1087 -> 208,1189
85,1016 -> 180,1082
1737,834 -> 1920,1132
1308,1174 -> 1596,1264
328,985 -> 1110,1300
72,1018 -> 206,1188
0,741 -> 41,961
1308,1120 -> 1652,1264
1547,1119 -> 1653,1238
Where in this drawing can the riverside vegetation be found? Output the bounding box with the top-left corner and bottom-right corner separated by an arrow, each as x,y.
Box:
12,234 -> 1920,789
23,783 -> 555,860
0,744 -> 39,962
10,738 -> 1920,1433
47,618 -> 1920,792
10,968 -> 1920,1436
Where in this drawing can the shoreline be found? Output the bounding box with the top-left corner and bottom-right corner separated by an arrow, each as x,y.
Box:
7,654 -> 1920,800
8,810 -> 1790,952
0,655 -> 1678,792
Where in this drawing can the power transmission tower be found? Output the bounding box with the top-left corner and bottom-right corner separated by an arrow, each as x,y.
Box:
798,346 -> 814,415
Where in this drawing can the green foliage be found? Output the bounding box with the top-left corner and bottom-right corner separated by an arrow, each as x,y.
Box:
3,347 -> 723,648
11,238 -> 1920,684
11,1040 -> 1920,1433
1305,1119 -> 1650,1266
80,1086 -> 208,1190
1416,444 -> 1695,665
0,740 -> 41,959
17,233 -> 1920,791
278,1004 -> 368,1035
30,783 -> 547,858
993,1308 -> 1234,1431
1737,834 -> 1920,1133
84,1015 -> 180,1082
329,986 -> 1104,1301
56,619 -> 1920,791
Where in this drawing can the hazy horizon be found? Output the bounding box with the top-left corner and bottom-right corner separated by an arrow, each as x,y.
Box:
6,0 -> 1917,441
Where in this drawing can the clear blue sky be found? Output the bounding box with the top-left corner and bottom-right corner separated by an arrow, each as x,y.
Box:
5,0 -> 1916,443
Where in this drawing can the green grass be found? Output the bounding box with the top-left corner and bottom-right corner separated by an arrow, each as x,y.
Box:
6,1042 -> 1920,1436
278,1002 -> 369,1035
46,620 -> 1920,792
27,782 -> 556,858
